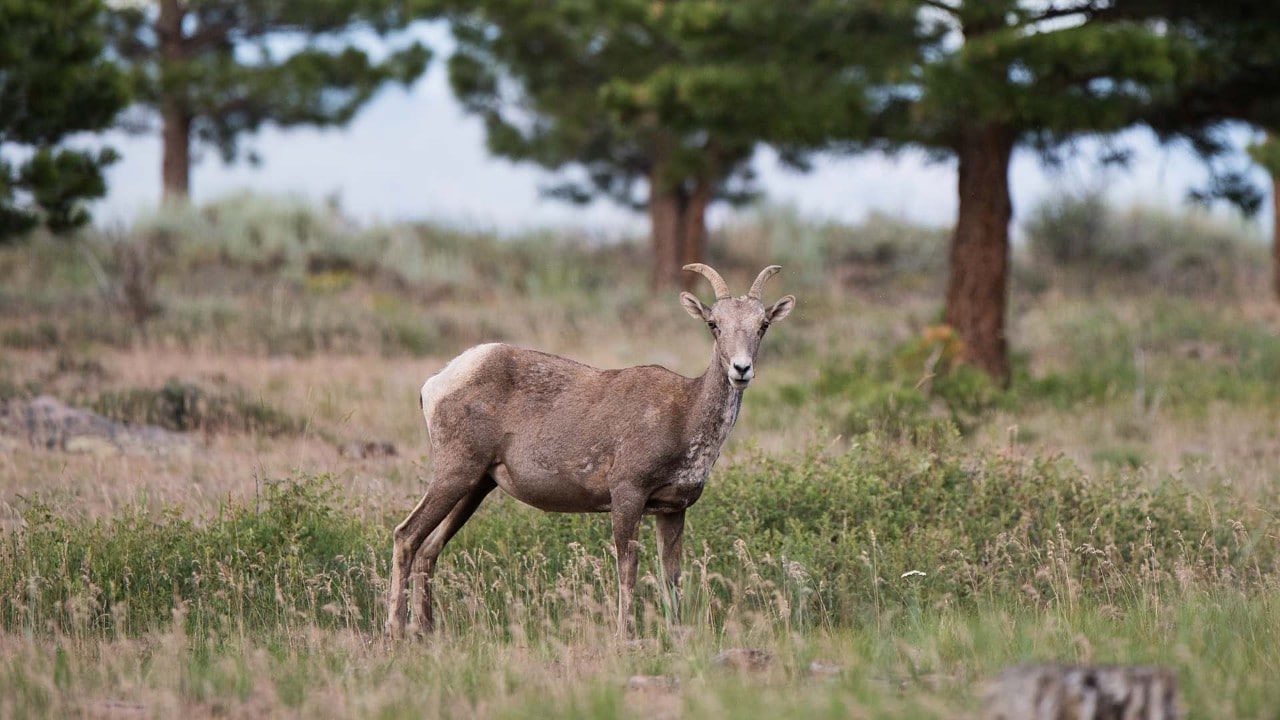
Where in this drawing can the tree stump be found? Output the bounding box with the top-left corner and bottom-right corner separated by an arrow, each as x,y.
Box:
983,664 -> 1180,720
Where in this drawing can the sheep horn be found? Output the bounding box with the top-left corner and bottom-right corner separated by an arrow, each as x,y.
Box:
683,263 -> 731,300
748,265 -> 781,300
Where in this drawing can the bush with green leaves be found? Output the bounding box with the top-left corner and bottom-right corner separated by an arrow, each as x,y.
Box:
777,326 -> 1003,442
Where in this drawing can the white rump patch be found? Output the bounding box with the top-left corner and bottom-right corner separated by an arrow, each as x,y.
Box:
420,343 -> 501,431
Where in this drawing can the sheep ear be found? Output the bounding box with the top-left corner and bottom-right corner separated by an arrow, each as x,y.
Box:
767,295 -> 795,323
680,292 -> 711,321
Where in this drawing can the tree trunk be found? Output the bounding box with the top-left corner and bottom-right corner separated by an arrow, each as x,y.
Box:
679,178 -> 713,292
649,164 -> 684,292
648,182 -> 711,293
161,103 -> 191,201
158,0 -> 190,201
945,124 -> 1015,385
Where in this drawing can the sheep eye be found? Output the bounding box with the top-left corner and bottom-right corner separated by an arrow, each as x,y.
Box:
759,322 -> 770,336
707,321 -> 719,333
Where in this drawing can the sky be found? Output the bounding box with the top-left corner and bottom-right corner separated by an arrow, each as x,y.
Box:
91,23 -> 1272,241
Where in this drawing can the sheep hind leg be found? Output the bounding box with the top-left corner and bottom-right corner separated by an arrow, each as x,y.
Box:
656,510 -> 685,626
409,477 -> 496,634
388,459 -> 490,639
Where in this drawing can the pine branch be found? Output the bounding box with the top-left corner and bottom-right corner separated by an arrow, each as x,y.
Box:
919,0 -> 960,16
1017,2 -> 1102,29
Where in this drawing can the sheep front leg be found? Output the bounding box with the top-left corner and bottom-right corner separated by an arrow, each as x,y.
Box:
610,496 -> 644,639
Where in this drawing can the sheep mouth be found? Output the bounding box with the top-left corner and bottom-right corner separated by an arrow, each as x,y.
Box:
728,377 -> 752,390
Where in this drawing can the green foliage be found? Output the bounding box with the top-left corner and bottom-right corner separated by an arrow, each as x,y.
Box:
1,475 -> 382,636
777,326 -> 1001,442
134,193 -> 641,297
1024,193 -> 1262,293
716,204 -> 949,290
1133,2 -> 1280,213
829,1 -> 1212,383
89,378 -> 304,436
436,441 -> 1278,632
4,445 -> 1273,641
104,0 -> 429,191
1016,296 -> 1280,412
1249,134 -> 1280,177
4,593 -> 1280,718
895,2 -> 1193,149
444,0 -> 918,253
0,0 -> 127,241
1023,191 -> 1111,266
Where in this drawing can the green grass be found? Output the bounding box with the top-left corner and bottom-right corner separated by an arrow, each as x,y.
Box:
4,423 -> 1276,637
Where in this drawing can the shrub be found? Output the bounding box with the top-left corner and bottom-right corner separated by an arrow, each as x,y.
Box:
90,379 -> 303,436
1023,193 -> 1264,294
780,326 -> 1002,442
713,203 -> 949,291
1024,190 -> 1110,266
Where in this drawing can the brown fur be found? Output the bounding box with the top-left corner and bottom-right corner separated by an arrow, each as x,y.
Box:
387,265 -> 795,638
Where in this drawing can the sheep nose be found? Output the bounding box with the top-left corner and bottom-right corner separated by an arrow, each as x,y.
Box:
732,361 -> 752,376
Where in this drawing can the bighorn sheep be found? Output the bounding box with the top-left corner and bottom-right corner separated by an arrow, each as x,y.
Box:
388,264 -> 795,637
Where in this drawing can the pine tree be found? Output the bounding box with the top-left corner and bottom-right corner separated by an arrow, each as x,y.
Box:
1129,0 -> 1280,300
105,0 -> 431,200
446,0 -> 917,290
854,1 -> 1193,383
1249,135 -> 1280,299
0,0 -> 127,241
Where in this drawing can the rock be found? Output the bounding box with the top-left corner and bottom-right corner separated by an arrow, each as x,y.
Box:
983,664 -> 1180,720
0,396 -> 191,457
713,648 -> 773,672
625,675 -> 680,693
339,441 -> 398,459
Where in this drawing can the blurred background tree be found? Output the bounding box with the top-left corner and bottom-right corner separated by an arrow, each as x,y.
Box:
445,0 -> 918,290
1124,0 -> 1280,301
9,0 -> 1280,379
0,0 -> 127,241
828,0 -> 1196,384
1249,134 -> 1280,299
104,0 -> 431,201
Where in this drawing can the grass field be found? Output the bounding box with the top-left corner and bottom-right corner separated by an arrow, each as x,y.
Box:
1,195 -> 1278,718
